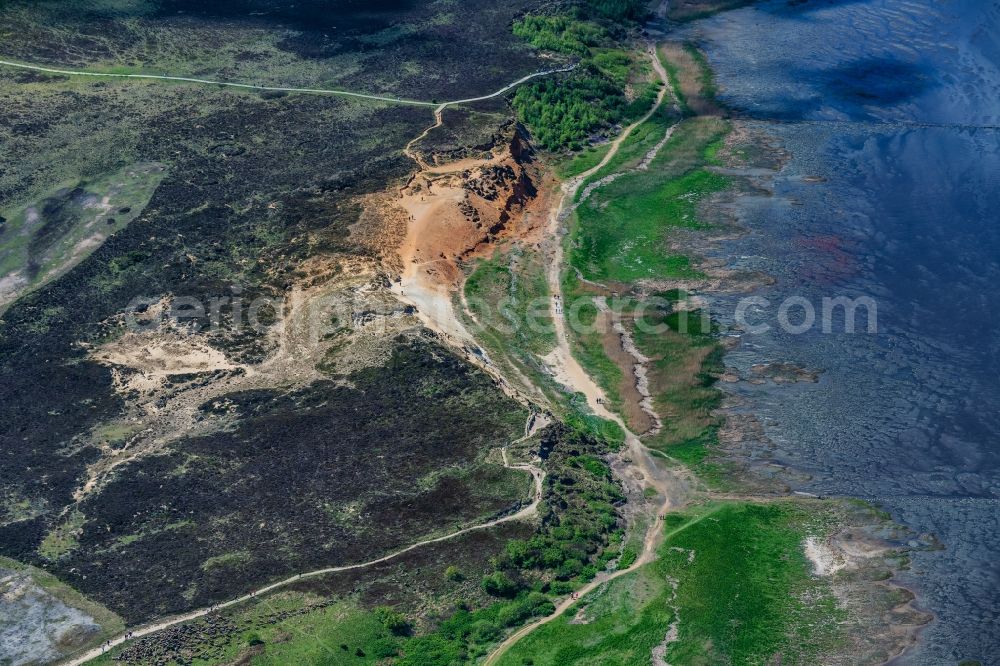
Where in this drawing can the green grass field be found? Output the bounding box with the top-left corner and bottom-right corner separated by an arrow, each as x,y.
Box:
569,117 -> 731,285
496,565 -> 674,665
660,502 -> 844,664
499,501 -> 846,666
556,142 -> 613,179
573,168 -> 724,282
87,594 -> 402,666
560,117 -> 731,429
574,106 -> 677,196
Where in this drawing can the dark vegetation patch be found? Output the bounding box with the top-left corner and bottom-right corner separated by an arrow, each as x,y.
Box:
25,187 -> 88,264
583,0 -> 648,21
88,419 -> 626,664
0,0 -> 644,656
97,523 -> 535,665
17,338 -> 527,623
0,0 -> 566,618
0,0 -> 549,101
0,79 -> 426,545
509,8 -> 661,150
149,0 -> 421,31
416,104 -> 513,164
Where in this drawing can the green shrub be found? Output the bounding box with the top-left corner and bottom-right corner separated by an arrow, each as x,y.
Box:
617,546 -> 638,569
497,601 -> 531,627
570,454 -> 610,478
505,539 -> 532,566
512,15 -> 607,55
557,558 -> 584,579
481,571 -> 520,598
370,638 -> 400,659
373,607 -> 411,636
471,619 -> 502,643
395,634 -> 464,666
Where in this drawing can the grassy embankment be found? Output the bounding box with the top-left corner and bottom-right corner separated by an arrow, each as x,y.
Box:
513,38 -> 867,665
560,40 -> 731,441
496,501 -> 846,665
85,595 -> 400,665
461,6 -> 671,442
460,247 -> 626,447
464,6 -> 682,431
556,141 -> 613,179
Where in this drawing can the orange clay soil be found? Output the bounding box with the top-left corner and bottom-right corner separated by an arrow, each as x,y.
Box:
391,121 -> 553,344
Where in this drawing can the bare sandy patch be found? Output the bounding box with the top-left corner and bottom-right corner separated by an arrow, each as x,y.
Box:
804,535 -> 849,577
392,121 -> 547,355
75,258 -> 425,502
93,332 -> 238,377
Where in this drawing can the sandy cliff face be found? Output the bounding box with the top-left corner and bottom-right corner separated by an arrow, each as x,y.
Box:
395,122 -> 545,290
382,120 -> 551,351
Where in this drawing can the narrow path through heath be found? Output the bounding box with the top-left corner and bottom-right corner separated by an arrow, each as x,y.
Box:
483,43 -> 684,665
0,59 -> 573,109
59,419 -> 545,666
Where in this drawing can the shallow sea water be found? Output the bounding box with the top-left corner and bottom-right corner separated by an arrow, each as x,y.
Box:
688,0 -> 1000,662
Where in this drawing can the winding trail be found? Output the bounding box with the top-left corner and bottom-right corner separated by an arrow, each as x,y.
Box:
0,58 -> 573,109
403,106 -> 445,169
60,421 -> 545,666
483,43 -> 684,666
540,44 -> 673,420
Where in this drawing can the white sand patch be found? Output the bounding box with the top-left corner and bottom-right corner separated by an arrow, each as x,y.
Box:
804,536 -> 848,577
92,332 -> 237,377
